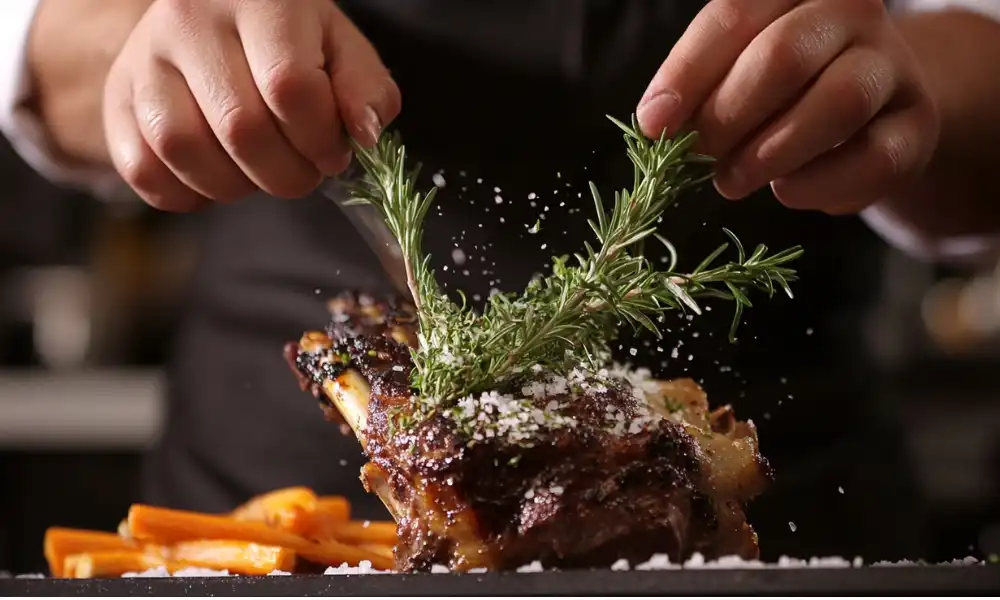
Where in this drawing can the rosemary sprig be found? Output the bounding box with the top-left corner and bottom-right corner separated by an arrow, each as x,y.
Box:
346,115 -> 803,407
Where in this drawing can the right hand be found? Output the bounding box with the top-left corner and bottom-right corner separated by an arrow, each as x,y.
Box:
103,0 -> 401,211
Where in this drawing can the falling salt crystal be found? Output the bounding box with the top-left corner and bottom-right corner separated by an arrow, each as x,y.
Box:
451,248 -> 467,265
339,459 -> 348,466
528,192 -> 537,199
838,486 -> 844,494
806,328 -> 814,335
540,244 -> 547,250
629,348 -> 637,356
495,195 -> 504,204
476,178 -> 483,183
432,173 -> 447,188
524,489 -> 535,499
314,288 -> 321,295
789,522 -> 798,532
494,186 -> 502,193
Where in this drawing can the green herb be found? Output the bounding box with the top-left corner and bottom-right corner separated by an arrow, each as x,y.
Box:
347,114 -> 803,407
662,396 -> 684,413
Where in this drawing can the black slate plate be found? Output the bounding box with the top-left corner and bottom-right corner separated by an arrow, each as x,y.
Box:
3,567 -> 999,597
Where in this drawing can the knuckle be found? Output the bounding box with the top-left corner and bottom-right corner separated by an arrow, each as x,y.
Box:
144,111 -> 200,163
839,77 -> 879,127
116,148 -> 161,194
871,131 -> 912,180
259,60 -> 313,112
156,0 -> 200,29
705,0 -> 756,40
215,104 -> 266,156
758,38 -> 811,86
845,57 -> 890,123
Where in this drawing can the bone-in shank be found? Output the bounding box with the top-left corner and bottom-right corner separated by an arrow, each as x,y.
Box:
286,292 -> 771,572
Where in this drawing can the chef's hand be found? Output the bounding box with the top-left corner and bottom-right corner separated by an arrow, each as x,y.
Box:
636,0 -> 939,215
103,0 -> 400,211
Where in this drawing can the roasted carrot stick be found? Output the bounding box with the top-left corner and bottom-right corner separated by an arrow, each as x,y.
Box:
358,543 -> 394,561
127,505 -> 392,570
315,496 -> 351,521
44,527 -> 135,577
169,541 -> 296,575
230,487 -> 318,534
316,521 -> 397,545
62,550 -> 189,579
297,496 -> 353,540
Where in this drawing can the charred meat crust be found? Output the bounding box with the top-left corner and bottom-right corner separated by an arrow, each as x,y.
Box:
286,291 -> 771,572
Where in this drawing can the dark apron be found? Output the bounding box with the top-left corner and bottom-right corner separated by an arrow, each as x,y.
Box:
142,0 -> 927,561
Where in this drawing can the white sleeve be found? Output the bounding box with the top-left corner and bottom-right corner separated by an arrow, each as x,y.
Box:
892,0 -> 1000,21
860,0 -> 1000,264
0,0 -> 124,198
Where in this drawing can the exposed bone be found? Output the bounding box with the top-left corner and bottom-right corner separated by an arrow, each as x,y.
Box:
323,370 -> 371,447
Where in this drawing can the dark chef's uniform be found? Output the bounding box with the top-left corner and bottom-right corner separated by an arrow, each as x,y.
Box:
143,1 -> 928,562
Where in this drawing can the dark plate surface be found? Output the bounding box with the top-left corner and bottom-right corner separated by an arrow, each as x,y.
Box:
3,566 -> 999,597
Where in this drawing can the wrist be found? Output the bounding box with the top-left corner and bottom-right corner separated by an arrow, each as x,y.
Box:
26,0 -> 150,167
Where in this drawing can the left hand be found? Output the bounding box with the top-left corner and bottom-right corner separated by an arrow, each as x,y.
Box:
636,0 -> 939,215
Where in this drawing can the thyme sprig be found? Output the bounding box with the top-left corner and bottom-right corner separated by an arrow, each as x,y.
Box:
346,115 -> 803,406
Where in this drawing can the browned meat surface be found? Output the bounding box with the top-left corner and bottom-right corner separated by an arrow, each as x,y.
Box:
285,291 -> 771,572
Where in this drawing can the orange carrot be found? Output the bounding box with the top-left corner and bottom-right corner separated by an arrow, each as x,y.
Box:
316,521 -> 397,545
62,550 -> 188,579
297,496 -> 353,540
169,540 -> 296,575
315,496 -> 351,521
230,487 -> 318,534
44,528 -> 135,577
358,543 -> 395,561
127,505 -> 392,570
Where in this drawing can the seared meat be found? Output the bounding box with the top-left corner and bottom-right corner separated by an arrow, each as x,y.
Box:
285,291 -> 771,572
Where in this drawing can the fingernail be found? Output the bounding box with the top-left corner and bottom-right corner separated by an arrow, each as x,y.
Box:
714,166 -> 748,200
636,91 -> 681,137
361,105 -> 382,146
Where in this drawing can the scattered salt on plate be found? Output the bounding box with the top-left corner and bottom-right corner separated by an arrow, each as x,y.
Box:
323,561 -> 390,576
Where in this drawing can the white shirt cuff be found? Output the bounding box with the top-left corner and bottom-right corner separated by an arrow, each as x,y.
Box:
0,0 -> 124,199
860,204 -> 1000,266
895,0 -> 1000,22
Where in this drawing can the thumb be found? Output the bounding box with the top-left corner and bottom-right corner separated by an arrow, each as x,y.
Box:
326,6 -> 401,147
